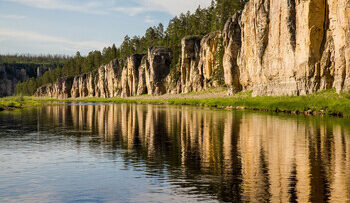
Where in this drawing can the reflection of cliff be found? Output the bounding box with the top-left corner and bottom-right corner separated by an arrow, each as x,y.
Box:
38,104 -> 350,202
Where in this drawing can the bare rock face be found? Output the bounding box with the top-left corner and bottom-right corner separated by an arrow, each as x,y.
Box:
146,47 -> 172,95
95,59 -> 120,98
35,77 -> 74,99
180,36 -> 202,93
37,60 -> 121,99
35,85 -> 50,98
180,33 -> 222,93
198,32 -> 222,89
120,54 -> 144,97
223,12 -> 242,95
71,73 -> 95,98
34,50 -> 172,98
331,0 -> 350,92
53,77 -> 74,99
137,56 -> 149,95
223,0 -> 350,96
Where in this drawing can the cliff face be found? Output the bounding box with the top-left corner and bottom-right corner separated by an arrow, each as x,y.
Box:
36,60 -> 122,99
146,47 -> 172,95
35,77 -> 73,99
223,0 -> 350,96
179,33 -> 222,93
0,65 -> 52,97
34,0 -> 350,98
35,48 -> 172,98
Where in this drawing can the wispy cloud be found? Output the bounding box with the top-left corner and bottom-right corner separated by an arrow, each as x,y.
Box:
0,14 -> 26,20
6,0 -> 109,15
111,0 -> 212,16
144,15 -> 155,24
6,0 -> 212,16
111,6 -> 152,16
0,28 -> 109,51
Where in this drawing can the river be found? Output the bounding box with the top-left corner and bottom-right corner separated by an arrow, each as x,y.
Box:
0,103 -> 349,202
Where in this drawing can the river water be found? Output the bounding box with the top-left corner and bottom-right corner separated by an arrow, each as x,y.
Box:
0,104 -> 349,202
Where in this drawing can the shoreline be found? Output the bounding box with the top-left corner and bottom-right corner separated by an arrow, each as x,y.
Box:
1,89 -> 350,118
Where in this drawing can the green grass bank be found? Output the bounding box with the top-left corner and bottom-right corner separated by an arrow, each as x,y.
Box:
1,89 -> 350,118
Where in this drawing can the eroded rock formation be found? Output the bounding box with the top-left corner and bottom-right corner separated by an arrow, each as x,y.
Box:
223,12 -> 242,95
179,33 -> 223,93
35,48 -> 172,98
146,47 -> 172,95
223,0 -> 350,96
36,60 -> 122,99
34,0 -> 350,98
35,77 -> 74,99
198,32 -> 222,89
120,54 -> 144,97
180,36 -> 202,93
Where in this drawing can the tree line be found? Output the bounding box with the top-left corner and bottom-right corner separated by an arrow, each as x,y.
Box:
0,54 -> 69,65
15,0 -> 247,96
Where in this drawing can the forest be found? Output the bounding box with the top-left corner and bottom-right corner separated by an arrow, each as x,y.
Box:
14,0 -> 247,96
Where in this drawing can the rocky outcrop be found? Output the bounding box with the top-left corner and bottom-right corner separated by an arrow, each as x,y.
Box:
223,12 -> 242,95
71,72 -> 95,98
35,48 -> 172,98
146,47 -> 172,95
179,33 -> 222,93
36,60 -> 122,99
121,54 -> 144,97
35,77 -> 73,99
95,59 -> 121,98
180,36 -> 202,93
198,32 -> 222,89
70,59 -> 122,98
34,0 -> 350,98
223,0 -> 350,96
137,56 -> 149,95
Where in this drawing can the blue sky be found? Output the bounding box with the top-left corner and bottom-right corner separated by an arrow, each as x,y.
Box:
0,0 -> 212,56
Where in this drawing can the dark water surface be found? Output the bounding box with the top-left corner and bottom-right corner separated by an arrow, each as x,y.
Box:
0,104 -> 349,202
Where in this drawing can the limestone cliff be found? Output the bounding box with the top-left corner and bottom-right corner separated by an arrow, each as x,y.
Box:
223,0 -> 350,96
179,32 -> 223,93
34,0 -> 350,98
35,77 -> 74,99
146,47 -> 172,95
35,48 -> 172,98
180,36 -> 202,93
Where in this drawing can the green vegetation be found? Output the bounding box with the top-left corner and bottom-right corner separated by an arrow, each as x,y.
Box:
14,0 -> 248,96
0,54 -> 68,65
2,89 -> 350,118
0,96 -> 42,111
0,54 -> 68,96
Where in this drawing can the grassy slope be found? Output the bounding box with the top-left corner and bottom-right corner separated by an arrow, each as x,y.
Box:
1,89 -> 350,118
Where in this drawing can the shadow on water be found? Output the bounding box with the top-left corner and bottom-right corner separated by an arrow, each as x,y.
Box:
0,103 -> 350,202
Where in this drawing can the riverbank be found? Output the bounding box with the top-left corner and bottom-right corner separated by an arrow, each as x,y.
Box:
1,88 -> 350,118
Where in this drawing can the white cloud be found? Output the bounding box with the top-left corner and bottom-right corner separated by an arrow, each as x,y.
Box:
0,28 -> 108,51
0,14 -> 27,20
143,0 -> 212,16
6,0 -> 212,16
144,15 -> 155,24
111,0 -> 212,16
111,6 -> 151,16
6,0 -> 109,15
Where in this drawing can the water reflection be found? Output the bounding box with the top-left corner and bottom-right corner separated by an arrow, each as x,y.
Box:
3,104 -> 350,202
